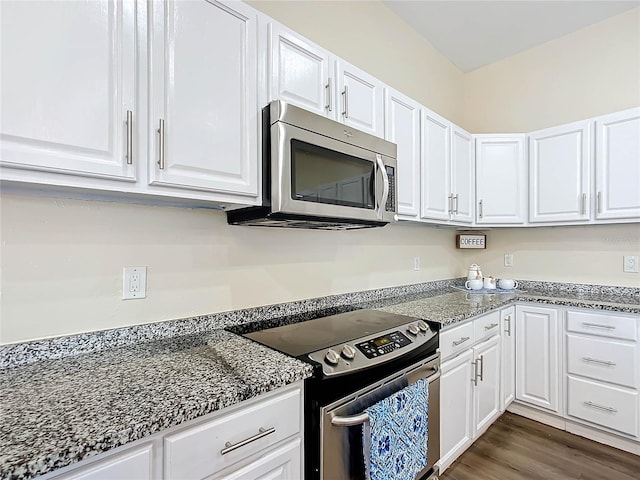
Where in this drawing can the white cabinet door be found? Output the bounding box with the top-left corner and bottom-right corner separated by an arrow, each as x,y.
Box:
385,89 -> 421,217
149,0 -> 258,197
475,135 -> 526,224
500,307 -> 516,411
473,335 -> 501,436
0,0 -> 136,181
336,61 -> 385,137
54,444 -> 154,480
595,107 -> 640,220
450,125 -> 474,224
421,110 -> 451,221
216,438 -> 301,480
268,23 -> 334,118
439,349 -> 474,472
515,305 -> 560,413
529,121 -> 591,223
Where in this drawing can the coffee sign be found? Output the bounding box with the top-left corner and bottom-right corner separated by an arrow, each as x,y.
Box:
456,234 -> 487,249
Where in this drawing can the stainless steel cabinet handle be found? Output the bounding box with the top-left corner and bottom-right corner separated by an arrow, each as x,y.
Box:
582,357 -> 616,367
125,110 -> 133,165
342,85 -> 349,118
582,322 -> 615,330
157,119 -> 165,170
448,194 -> 454,214
484,323 -> 499,331
597,191 -> 602,214
454,194 -> 459,214
505,316 -> 512,336
325,78 -> 333,112
581,193 -> 587,215
472,359 -> 478,386
479,200 -> 483,219
583,401 -> 617,414
453,336 -> 470,346
478,354 -> 484,382
220,427 -> 276,455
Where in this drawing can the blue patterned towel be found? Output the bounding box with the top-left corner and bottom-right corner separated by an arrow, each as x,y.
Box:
363,378 -> 429,480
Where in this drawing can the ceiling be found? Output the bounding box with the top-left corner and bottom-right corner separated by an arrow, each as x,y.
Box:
382,1 -> 640,72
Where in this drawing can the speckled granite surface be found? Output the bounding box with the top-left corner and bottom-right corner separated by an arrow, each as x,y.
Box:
0,278 -> 459,369
0,330 -> 313,480
1,279 -> 638,479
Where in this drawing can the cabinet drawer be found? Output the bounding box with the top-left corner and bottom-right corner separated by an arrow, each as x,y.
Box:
441,321 -> 475,360
567,376 -> 638,437
567,310 -> 637,341
164,387 -> 301,479
567,334 -> 637,388
54,444 -> 154,480
474,310 -> 501,342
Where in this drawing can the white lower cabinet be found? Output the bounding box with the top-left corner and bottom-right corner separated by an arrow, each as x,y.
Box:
515,304 -> 560,413
52,444 -> 156,480
439,310 -> 504,473
472,335 -> 501,436
440,349 -> 474,471
215,438 -> 301,480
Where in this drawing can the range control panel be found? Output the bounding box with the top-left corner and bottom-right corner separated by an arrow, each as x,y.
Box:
356,331 -> 411,358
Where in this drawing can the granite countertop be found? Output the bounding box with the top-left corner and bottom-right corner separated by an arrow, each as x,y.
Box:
377,287 -> 640,328
1,281 -> 638,479
0,330 -> 313,480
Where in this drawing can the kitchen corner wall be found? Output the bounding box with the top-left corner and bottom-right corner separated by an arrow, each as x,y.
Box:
1,2 -> 639,344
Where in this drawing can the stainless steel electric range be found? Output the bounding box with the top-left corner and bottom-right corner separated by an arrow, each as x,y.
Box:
239,309 -> 441,480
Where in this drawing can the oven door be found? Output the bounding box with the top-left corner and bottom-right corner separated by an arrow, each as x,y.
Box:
320,354 -> 440,480
271,120 -> 397,223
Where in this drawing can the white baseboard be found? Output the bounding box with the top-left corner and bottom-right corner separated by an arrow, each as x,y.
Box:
507,401 -> 640,456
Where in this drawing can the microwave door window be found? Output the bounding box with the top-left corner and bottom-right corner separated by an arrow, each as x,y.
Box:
290,139 -> 375,209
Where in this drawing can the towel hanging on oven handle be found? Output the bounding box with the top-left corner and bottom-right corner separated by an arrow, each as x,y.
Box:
330,364 -> 439,427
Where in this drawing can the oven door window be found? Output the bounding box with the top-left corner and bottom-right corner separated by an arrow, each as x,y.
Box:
291,139 -> 375,209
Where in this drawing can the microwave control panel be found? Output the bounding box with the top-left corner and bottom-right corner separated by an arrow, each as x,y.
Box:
385,166 -> 396,212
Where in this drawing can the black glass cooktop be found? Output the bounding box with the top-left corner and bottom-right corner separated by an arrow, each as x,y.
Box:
242,309 -> 426,357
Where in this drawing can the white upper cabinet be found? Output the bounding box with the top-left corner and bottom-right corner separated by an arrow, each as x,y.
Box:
385,89 -> 421,218
0,0 -> 137,181
336,60 -> 385,137
595,108 -> 640,220
267,23 -> 385,138
451,125 -> 474,224
421,112 -> 474,225
421,110 -> 451,221
148,0 -> 259,197
475,135 -> 527,224
529,121 -> 591,223
268,23 -> 334,118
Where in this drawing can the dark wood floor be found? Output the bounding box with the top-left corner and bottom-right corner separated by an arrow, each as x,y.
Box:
440,413 -> 640,480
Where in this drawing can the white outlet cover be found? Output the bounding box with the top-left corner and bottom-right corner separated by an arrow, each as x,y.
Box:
414,257 -> 421,271
504,254 -> 514,267
623,255 -> 639,273
123,266 -> 147,299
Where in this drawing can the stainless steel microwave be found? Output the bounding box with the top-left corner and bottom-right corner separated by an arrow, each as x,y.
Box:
227,101 -> 398,230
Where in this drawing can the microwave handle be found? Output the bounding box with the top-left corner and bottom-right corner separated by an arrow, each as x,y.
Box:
376,154 -> 389,220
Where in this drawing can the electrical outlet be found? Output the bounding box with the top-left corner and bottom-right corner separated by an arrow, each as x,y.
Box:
623,255 -> 639,273
123,266 -> 147,299
413,257 -> 421,271
504,254 -> 514,267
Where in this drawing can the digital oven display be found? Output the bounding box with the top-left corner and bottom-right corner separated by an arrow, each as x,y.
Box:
356,331 -> 411,359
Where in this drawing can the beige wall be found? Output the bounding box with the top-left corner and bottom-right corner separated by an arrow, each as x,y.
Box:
2,2 -> 640,344
463,7 -> 640,132
0,194 -> 462,344
464,224 -> 640,287
247,0 -> 465,125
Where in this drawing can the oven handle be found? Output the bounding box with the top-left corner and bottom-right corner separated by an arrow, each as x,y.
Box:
330,365 -> 440,427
